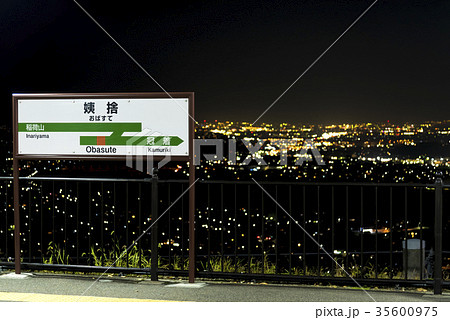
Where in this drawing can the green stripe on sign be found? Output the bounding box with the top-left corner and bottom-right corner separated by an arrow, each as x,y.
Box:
18,123 -> 142,132
80,136 -> 184,146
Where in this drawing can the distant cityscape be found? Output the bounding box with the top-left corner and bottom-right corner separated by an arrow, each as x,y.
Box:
2,120 -> 450,183
195,120 -> 450,183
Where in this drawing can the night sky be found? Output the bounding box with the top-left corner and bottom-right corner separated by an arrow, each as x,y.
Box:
1,0 -> 450,126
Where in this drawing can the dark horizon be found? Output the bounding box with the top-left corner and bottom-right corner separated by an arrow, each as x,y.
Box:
2,0 -> 450,126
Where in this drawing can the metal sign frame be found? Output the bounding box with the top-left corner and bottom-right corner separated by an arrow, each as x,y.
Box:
12,92 -> 196,283
13,92 -> 194,161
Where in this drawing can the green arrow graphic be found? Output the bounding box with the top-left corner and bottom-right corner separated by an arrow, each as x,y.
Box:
19,122 -> 184,147
80,135 -> 184,146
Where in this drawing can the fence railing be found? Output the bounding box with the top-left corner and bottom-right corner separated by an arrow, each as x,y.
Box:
0,176 -> 448,292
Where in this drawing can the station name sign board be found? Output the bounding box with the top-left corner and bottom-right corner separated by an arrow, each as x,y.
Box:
13,93 -> 193,160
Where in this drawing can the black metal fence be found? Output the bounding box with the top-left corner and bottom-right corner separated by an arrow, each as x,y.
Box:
0,176 -> 449,291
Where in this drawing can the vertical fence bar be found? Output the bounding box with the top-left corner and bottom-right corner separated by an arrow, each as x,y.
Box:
113,183 -> 116,243
345,186 -> 349,272
52,181 -> 55,246
331,186 -> 335,276
247,184 -> 251,274
234,184 -> 237,273
88,182 -> 91,265
360,186 -> 363,278
303,186 -> 306,272
181,184 -> 185,271
275,185 -> 279,274
404,187 -> 408,280
221,183 -> 224,273
28,183 -> 31,262
317,185 -> 320,276
64,181 -> 67,257
76,182 -> 79,265
261,188 -> 265,275
5,180 -> 9,260
419,187 -> 423,281
434,176 -> 443,294
126,183 -> 129,268
167,183 -> 171,270
40,182 -> 43,263
289,185 -> 292,275
100,182 -> 104,266
207,183 -> 211,271
375,186 -> 378,279
389,187 -> 393,279
138,182 -> 142,269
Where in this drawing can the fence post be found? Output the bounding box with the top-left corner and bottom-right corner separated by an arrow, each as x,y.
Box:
434,173 -> 443,295
151,168 -> 159,281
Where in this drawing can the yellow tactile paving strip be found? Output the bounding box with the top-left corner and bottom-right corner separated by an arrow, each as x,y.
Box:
0,292 -> 179,302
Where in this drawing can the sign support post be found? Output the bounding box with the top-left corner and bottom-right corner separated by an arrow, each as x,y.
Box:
13,156 -> 21,274
188,94 -> 196,283
151,167 -> 159,281
189,146 -> 195,283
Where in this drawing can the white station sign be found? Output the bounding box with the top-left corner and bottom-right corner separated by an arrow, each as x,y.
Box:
16,97 -> 190,157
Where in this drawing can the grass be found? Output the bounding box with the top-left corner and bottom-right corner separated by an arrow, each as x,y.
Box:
82,244 -> 151,268
43,241 -> 69,265
41,241 -> 449,281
